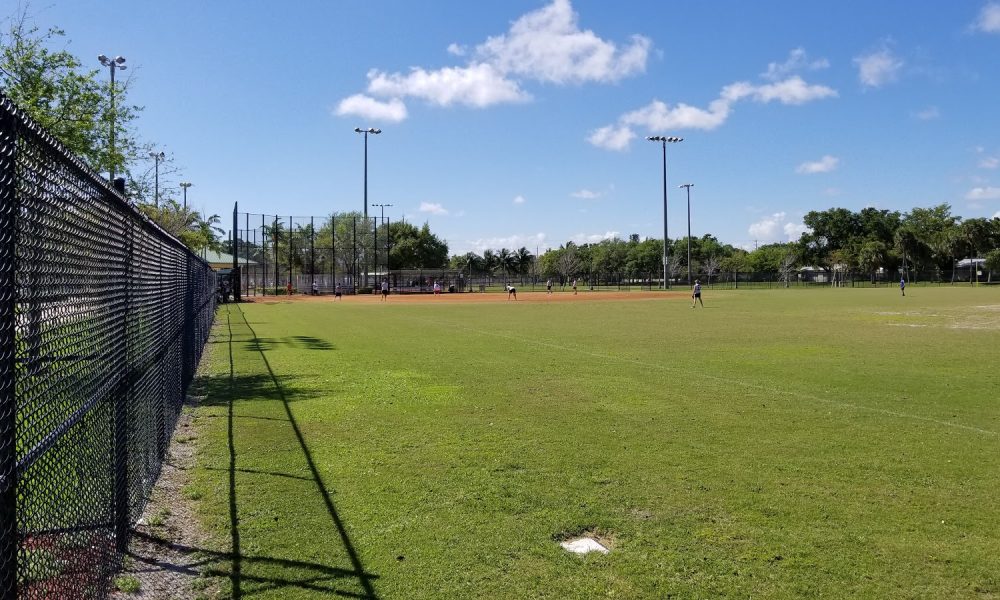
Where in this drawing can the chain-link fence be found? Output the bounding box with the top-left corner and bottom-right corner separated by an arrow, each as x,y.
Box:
233,212 -> 387,296
1,94 -> 217,599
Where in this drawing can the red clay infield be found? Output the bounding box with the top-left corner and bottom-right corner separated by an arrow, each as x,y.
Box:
248,290 -> 689,305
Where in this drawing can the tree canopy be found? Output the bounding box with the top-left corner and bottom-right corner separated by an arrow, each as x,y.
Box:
1,6 -> 218,252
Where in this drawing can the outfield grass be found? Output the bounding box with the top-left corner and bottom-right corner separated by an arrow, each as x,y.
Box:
187,287 -> 1000,599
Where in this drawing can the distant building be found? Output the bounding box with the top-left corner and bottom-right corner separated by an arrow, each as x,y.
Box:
956,258 -> 985,268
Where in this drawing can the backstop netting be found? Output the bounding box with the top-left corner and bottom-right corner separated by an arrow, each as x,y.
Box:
234,212 -> 388,295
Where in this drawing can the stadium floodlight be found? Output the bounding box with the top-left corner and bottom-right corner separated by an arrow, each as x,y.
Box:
354,126 -> 382,287
646,135 -> 683,289
679,183 -> 695,285
180,182 -> 193,209
98,54 -> 127,182
148,151 -> 166,207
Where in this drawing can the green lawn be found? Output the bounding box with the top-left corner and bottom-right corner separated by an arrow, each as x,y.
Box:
186,287 -> 1000,599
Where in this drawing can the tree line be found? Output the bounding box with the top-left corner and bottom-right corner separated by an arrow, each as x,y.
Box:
445,206 -> 1000,286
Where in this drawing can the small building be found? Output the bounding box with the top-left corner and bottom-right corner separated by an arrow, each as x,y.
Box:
200,249 -> 257,271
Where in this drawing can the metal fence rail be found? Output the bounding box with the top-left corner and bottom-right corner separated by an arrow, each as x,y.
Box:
0,94 -> 216,599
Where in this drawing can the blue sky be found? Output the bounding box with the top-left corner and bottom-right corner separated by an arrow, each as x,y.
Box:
26,0 -> 1000,254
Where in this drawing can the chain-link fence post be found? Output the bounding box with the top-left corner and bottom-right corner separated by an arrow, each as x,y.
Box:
1,108 -> 19,600
232,202 -> 241,302
114,177 -> 131,553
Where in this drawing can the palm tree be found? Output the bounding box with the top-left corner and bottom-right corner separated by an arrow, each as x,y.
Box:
139,200 -> 223,252
498,248 -> 515,283
482,249 -> 499,284
514,247 -> 533,282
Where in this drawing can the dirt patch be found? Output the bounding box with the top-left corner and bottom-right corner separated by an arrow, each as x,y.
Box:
110,400 -> 223,600
246,289 -> 687,305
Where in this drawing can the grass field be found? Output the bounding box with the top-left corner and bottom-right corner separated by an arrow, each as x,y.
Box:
185,287 -> 1000,599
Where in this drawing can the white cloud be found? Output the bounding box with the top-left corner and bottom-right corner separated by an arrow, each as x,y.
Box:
748,212 -> 785,239
614,77 -> 834,137
366,64 -> 530,108
335,94 -> 408,122
966,186 -> 1000,200
571,189 -> 601,199
854,45 -> 904,88
762,48 -> 829,81
913,106 -> 940,120
748,212 -> 806,241
783,221 -> 810,240
586,124 -> 635,151
749,76 -> 838,105
973,3 -> 1000,33
994,211 -> 1000,219
589,53 -> 837,150
419,202 -> 449,215
337,0 -> 649,119
571,231 -> 621,244
474,0 -> 650,84
513,195 -> 526,204
979,156 -> 999,169
621,98 -> 732,131
796,155 -> 840,174
466,233 -> 548,254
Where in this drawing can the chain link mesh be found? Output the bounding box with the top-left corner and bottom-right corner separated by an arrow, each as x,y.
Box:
234,212 -> 385,295
0,94 -> 216,599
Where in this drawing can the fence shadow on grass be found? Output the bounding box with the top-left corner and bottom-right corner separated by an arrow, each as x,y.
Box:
244,335 -> 336,352
127,530 -> 376,598
206,303 -> 379,599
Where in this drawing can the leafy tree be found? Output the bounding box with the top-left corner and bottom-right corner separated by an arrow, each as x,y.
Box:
828,248 -> 853,286
624,239 -> 661,281
856,240 -> 887,283
556,243 -> 581,282
0,7 -> 219,251
0,7 -> 154,181
901,204 -> 959,269
719,250 -> 749,280
591,238 -> 627,281
384,221 -> 448,269
802,208 -> 859,255
748,243 -> 795,272
959,218 -> 994,283
985,248 -> 1000,283
858,207 -> 901,247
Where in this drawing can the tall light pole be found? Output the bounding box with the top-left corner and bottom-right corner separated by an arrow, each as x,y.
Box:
98,54 -> 126,182
354,128 -> 381,220
371,203 -> 393,275
354,127 -> 381,287
149,151 -> 165,207
180,182 -> 192,209
679,183 -> 694,285
646,135 -> 683,289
